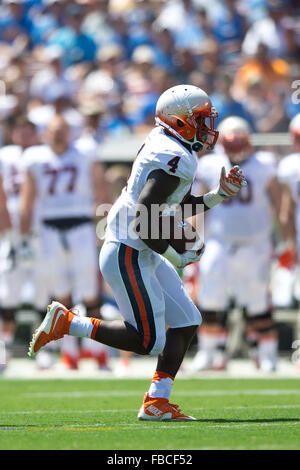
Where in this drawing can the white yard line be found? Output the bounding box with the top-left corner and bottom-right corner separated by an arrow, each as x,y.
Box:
3,404 -> 300,415
22,389 -> 300,398
0,409 -> 136,414
209,422 -> 300,429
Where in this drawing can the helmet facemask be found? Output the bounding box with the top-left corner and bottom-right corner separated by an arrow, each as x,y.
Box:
194,110 -> 219,151
157,107 -> 219,152
221,132 -> 252,164
155,85 -> 219,152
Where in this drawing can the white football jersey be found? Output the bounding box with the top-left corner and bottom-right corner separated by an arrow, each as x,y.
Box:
0,145 -> 25,228
23,144 -> 98,220
193,151 -> 277,244
105,126 -> 198,250
277,152 -> 300,251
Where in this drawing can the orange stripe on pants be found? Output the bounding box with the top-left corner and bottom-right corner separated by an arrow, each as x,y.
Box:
124,246 -> 151,350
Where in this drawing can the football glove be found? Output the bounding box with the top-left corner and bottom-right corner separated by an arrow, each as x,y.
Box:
19,236 -> 34,268
163,239 -> 205,269
178,242 -> 205,268
218,165 -> 247,198
0,230 -> 17,272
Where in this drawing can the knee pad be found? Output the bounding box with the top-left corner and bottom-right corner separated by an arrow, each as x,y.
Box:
245,309 -> 276,334
0,307 -> 16,321
200,309 -> 228,328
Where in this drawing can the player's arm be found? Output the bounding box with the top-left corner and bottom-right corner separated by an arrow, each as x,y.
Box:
135,169 -> 180,254
19,170 -> 37,236
278,182 -> 296,245
267,175 -> 284,223
181,165 -> 247,217
0,174 -> 12,232
135,170 -> 203,269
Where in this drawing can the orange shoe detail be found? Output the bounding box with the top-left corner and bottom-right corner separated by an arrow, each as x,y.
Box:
152,371 -> 174,382
60,352 -> 79,370
79,348 -> 93,360
96,350 -> 109,368
138,393 -> 196,421
28,302 -> 76,357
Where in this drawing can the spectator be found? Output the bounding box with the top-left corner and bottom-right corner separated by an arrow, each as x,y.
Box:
47,3 -> 97,66
241,0 -> 296,57
211,0 -> 248,63
27,86 -> 84,139
28,0 -> 64,45
232,42 -> 290,101
29,45 -> 78,100
243,75 -> 287,132
210,72 -> 256,130
0,0 -> 32,44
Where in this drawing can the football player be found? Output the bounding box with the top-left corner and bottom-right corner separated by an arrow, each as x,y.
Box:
28,85 -> 246,421
277,114 -> 300,310
21,115 -> 110,369
192,116 -> 282,372
0,116 -> 48,371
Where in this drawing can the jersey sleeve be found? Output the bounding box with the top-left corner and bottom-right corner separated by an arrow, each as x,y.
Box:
21,147 -> 39,177
262,161 -> 277,187
255,151 -> 277,185
277,157 -> 293,186
73,138 -> 101,163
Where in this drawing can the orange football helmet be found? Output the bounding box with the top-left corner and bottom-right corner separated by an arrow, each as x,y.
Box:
155,85 -> 219,151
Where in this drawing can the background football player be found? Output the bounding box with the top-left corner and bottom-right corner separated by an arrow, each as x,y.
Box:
20,114 -> 111,370
192,116 -> 283,372
277,113 -> 300,317
28,85 -> 246,421
0,116 -> 48,372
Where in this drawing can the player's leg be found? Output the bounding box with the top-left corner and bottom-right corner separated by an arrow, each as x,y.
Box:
71,223 -> 110,369
29,241 -> 164,357
0,306 -> 16,372
192,239 -> 231,370
0,252 -> 23,371
244,309 -> 277,370
235,240 -> 278,371
137,255 -> 201,421
31,235 -> 54,370
40,224 -> 80,369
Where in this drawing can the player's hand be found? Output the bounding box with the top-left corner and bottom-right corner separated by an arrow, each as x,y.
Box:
276,240 -> 297,270
217,165 -> 247,198
0,230 -> 17,272
177,239 -> 205,268
19,236 -> 34,268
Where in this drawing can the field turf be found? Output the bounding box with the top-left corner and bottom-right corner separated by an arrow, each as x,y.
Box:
1,377 -> 300,450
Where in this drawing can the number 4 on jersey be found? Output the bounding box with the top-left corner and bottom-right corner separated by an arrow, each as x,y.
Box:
167,156 -> 181,174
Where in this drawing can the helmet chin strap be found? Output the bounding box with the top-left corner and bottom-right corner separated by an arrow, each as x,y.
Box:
191,142 -> 203,151
155,117 -> 203,151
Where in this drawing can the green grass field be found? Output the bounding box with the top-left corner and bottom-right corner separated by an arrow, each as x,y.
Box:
1,377 -> 300,450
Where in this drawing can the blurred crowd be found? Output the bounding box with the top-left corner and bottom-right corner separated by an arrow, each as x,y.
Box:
0,0 -> 300,148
